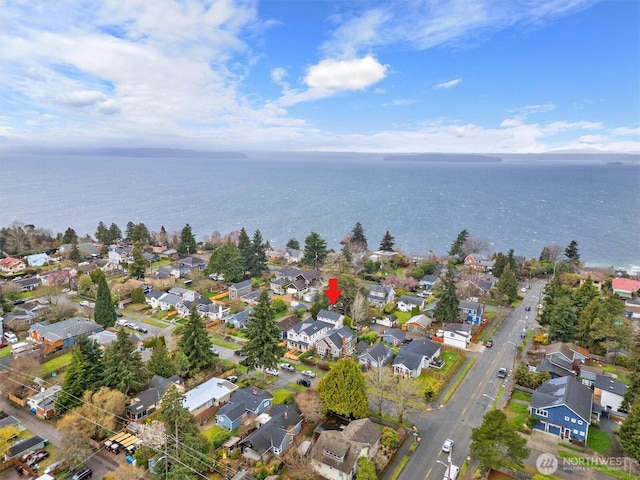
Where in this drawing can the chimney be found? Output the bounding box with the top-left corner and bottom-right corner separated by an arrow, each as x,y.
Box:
253,388 -> 258,395
342,335 -> 347,356
284,411 -> 288,420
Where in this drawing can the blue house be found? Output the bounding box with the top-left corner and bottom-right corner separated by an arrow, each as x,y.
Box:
216,387 -> 273,430
529,376 -> 592,444
358,343 -> 394,368
225,309 -> 254,329
239,404 -> 303,460
459,300 -> 484,324
381,328 -> 406,346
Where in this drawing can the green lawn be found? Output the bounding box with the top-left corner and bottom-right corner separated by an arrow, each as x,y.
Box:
40,352 -> 73,376
506,401 -> 529,430
271,388 -> 295,405
512,391 -> 532,402
202,424 -> 233,448
393,311 -> 411,324
0,345 -> 12,359
587,427 -> 611,454
601,365 -> 631,384
437,350 -> 462,376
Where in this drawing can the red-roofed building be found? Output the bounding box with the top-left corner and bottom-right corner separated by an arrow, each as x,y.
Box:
0,257 -> 26,274
612,278 -> 640,298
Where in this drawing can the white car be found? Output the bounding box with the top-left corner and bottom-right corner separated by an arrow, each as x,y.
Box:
265,368 -> 280,376
301,370 -> 316,378
280,363 -> 295,372
116,319 -> 128,327
442,438 -> 454,453
443,464 -> 459,480
521,287 -> 527,292
79,300 -> 90,307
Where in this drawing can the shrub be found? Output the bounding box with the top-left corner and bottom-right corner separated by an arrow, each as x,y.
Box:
381,427 -> 400,449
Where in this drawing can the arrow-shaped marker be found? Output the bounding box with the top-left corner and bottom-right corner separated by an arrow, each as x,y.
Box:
324,278 -> 342,305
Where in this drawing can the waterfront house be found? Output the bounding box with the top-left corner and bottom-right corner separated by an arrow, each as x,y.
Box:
612,278 -> 640,299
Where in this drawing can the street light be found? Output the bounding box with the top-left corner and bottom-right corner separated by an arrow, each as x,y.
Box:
436,460 -> 453,480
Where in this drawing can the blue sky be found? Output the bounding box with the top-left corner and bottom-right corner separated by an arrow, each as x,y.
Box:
1,0 -> 638,153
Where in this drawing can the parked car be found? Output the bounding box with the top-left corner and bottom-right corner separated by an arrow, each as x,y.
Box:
265,368 -> 280,376
524,306 -> 531,311
441,438 -> 454,453
136,326 -> 148,334
497,367 -> 508,379
280,363 -> 295,372
301,370 -> 316,378
79,300 -> 90,307
485,339 -> 493,348
71,466 -> 93,480
297,378 -> 311,387
210,347 -> 220,356
226,375 -> 238,383
26,449 -> 49,467
116,311 -> 123,317
443,464 -> 460,480
116,319 -> 128,327
234,349 -> 246,356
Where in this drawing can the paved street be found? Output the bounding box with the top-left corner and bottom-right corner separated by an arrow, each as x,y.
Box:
391,281 -> 545,480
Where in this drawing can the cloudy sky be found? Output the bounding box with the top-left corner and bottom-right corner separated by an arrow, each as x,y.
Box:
1,0 -> 639,153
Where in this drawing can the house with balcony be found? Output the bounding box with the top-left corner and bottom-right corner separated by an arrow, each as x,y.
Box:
315,326 -> 357,358
392,339 -> 441,378
366,284 -> 396,307
459,300 -> 484,324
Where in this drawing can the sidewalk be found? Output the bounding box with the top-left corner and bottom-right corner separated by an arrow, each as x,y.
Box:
380,428 -> 416,480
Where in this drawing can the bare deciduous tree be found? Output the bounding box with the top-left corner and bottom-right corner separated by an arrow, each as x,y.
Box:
393,377 -> 423,423
103,464 -> 140,480
294,389 -> 324,425
462,236 -> 490,257
366,366 -> 395,416
283,438 -> 315,480
350,292 -> 368,326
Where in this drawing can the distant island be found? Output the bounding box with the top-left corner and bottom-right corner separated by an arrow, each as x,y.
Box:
70,147 -> 249,159
383,153 -> 502,163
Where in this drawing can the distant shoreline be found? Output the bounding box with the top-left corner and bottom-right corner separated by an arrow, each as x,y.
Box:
383,153 -> 502,163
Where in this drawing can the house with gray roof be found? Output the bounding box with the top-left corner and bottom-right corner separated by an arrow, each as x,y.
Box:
529,376 -> 592,444
315,326 -> 357,358
158,292 -> 183,311
358,343 -> 394,368
397,295 -> 425,312
459,300 -> 484,324
126,374 -> 183,421
419,274 -> 438,289
178,255 -> 207,271
285,319 -> 333,352
392,339 -> 441,378
11,276 -> 41,292
405,314 -> 432,333
381,328 -> 406,346
229,280 -> 252,299
216,387 -> 273,430
593,374 -> 628,414
6,435 -> 46,460
366,284 -> 395,307
28,317 -> 103,351
443,323 -> 473,350
239,404 -> 303,460
316,309 -> 344,327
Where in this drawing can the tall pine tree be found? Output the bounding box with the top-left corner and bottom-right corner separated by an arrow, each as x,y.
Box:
243,290 -> 285,383
177,223 -> 197,255
248,229 -> 268,278
379,230 -> 395,252
94,276 -> 116,328
102,328 -> 148,395
178,307 -> 214,376
434,267 -> 460,323
147,338 -> 178,378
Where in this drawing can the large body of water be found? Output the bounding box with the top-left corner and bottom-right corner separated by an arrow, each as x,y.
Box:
1,153 -> 639,269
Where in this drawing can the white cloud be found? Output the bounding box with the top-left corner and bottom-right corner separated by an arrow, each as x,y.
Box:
59,90 -> 108,107
278,56 -> 388,106
436,78 -> 462,89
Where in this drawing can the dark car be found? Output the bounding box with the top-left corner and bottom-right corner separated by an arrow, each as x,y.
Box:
72,466 -> 93,480
234,349 -> 246,356
485,339 -> 493,348
497,367 -> 508,379
136,326 -> 148,334
226,375 -> 239,383
524,306 -> 531,311
297,378 -> 311,387
116,311 -> 123,317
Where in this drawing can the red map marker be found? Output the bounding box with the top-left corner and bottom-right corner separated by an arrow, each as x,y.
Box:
324,278 -> 342,305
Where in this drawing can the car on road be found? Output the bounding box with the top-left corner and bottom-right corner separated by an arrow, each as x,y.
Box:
524,306 -> 531,311
226,375 -> 238,383
116,319 -> 128,327
297,378 -> 311,387
497,367 -> 508,379
136,326 -> 148,334
521,287 -> 527,292
301,370 -> 316,378
441,438 -> 454,453
116,311 -> 123,317
280,363 -> 295,372
485,339 -> 493,348
79,300 -> 90,307
234,349 -> 246,356
210,347 -> 220,356
520,329 -> 526,338
265,368 -> 279,376
71,466 -> 93,480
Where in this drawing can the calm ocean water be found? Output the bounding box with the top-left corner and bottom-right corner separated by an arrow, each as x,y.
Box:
1,154 -> 639,269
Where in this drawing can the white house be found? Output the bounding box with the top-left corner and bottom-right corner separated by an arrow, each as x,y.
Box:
593,374 -> 628,413
397,295 -> 425,312
442,323 -> 473,350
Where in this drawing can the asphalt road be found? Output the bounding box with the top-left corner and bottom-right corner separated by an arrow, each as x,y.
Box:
395,281 -> 545,480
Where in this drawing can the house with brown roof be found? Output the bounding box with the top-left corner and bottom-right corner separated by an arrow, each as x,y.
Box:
310,418 -> 381,480
0,257 -> 26,274
579,270 -> 608,291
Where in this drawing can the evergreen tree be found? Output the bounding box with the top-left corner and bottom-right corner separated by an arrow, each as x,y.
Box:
434,268 -> 460,323
55,335 -> 104,414
356,457 -> 377,480
350,222 -> 368,251
548,295 -> 579,342
448,229 -> 468,258
62,227 -> 78,244
379,230 -> 395,252
237,227 -> 252,273
492,252 -> 508,278
69,242 -> 83,263
619,401 -> 640,461
317,358 -> 368,419
95,222 -> 109,245
94,276 -> 117,328
572,277 -> 600,315
177,223 -> 197,255
243,290 -> 285,382
131,287 -> 146,304
495,263 -> 519,304
103,328 -> 148,395
586,295 -> 629,358
128,242 -> 148,279
147,339 -> 178,378
303,232 -> 328,267
125,221 -> 136,241
178,307 -> 214,376
205,243 -> 245,283
622,331 -> 640,412
564,240 -> 580,267
248,229 -> 268,278
538,275 -> 570,326
286,238 -> 300,250
108,223 -> 122,243
470,410 -> 529,471
131,223 -> 150,244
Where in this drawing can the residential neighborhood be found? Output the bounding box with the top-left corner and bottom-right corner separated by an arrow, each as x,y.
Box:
0,224 -> 638,480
